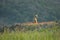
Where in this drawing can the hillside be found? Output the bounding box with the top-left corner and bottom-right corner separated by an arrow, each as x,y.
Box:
0,0 -> 60,24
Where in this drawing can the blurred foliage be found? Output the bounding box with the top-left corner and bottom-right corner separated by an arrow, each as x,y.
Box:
0,0 -> 60,24
0,23 -> 60,40
0,22 -> 60,32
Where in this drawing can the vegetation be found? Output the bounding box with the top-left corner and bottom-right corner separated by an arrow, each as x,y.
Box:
0,23 -> 60,40
0,0 -> 60,24
0,0 -> 60,40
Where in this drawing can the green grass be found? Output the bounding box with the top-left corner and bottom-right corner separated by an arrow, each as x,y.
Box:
0,26 -> 60,40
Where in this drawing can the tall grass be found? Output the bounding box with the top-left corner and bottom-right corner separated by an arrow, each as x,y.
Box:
0,25 -> 60,40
